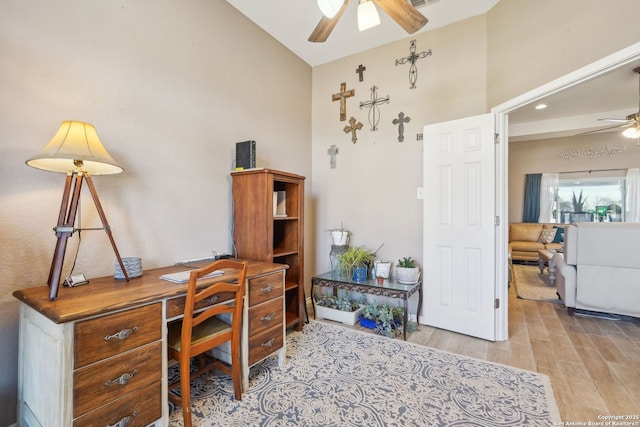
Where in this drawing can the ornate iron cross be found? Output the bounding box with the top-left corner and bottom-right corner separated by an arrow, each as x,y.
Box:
356,64 -> 366,82
359,86 -> 390,131
343,117 -> 363,144
327,144 -> 339,168
395,40 -> 432,89
332,82 -> 355,122
392,112 -> 411,142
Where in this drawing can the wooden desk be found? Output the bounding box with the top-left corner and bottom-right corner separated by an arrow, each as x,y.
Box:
13,259 -> 288,427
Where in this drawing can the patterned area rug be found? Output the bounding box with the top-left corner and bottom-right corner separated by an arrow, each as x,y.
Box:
169,321 -> 561,426
512,264 -> 563,303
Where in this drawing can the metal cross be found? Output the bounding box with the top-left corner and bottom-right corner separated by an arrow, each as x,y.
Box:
356,64 -> 366,82
343,117 -> 363,144
395,40 -> 432,89
332,82 -> 355,122
392,112 -> 411,142
327,144 -> 339,168
359,86 -> 390,131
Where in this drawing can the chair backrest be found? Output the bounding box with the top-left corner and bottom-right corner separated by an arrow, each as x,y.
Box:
181,259 -> 247,354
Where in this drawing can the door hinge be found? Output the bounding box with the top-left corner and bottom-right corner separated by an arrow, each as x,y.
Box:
495,298 -> 500,309
494,216 -> 500,226
494,133 -> 500,144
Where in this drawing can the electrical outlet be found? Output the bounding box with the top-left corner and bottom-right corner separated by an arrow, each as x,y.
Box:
416,187 -> 424,199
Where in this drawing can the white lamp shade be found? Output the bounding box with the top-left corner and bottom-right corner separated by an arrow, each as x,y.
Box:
358,0 -> 380,31
317,0 -> 343,18
26,121 -> 124,175
622,125 -> 640,139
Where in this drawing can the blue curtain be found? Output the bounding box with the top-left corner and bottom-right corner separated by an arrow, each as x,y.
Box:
523,173 -> 541,223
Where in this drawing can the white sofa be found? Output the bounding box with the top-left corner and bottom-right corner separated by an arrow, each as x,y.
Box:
555,222 -> 640,318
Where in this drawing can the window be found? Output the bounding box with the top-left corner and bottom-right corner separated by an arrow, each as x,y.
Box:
555,170 -> 625,223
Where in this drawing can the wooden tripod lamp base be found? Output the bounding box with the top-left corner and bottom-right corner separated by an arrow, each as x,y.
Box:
48,171 -> 129,300
26,121 -> 128,300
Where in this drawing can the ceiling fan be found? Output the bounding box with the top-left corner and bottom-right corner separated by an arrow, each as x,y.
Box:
308,0 -> 428,43
591,66 -> 640,139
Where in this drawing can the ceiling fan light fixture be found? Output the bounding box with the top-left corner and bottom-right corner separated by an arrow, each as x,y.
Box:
622,126 -> 640,139
317,0 -> 343,19
358,0 -> 380,32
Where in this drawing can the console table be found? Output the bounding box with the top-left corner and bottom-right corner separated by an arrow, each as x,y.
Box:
13,259 -> 288,427
311,271 -> 422,340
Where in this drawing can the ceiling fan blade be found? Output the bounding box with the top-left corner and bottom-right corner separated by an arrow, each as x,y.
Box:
308,0 -> 351,43
372,0 -> 428,34
598,118 -> 634,124
574,123 -> 632,136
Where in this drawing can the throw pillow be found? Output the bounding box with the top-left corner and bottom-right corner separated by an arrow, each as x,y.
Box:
539,228 -> 557,244
552,226 -> 564,243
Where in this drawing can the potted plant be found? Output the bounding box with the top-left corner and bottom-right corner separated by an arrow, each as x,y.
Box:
360,302 -> 417,338
572,190 -> 586,212
314,292 -> 364,325
327,222 -> 351,246
337,245 -> 375,281
395,257 -> 420,284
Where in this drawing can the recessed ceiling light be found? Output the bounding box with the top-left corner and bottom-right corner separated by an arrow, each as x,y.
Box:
535,103 -> 547,110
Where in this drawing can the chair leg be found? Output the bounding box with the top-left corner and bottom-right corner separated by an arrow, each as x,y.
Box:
231,338 -> 243,400
179,357 -> 193,427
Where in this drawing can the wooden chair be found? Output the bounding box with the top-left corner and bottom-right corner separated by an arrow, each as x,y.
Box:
167,259 -> 247,427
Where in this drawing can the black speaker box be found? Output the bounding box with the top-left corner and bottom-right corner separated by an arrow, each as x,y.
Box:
236,140 -> 256,170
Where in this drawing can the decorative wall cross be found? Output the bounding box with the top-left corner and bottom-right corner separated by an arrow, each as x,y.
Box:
359,86 -> 390,131
392,112 -> 411,142
356,64 -> 366,82
395,40 -> 432,89
332,82 -> 355,121
327,145 -> 339,168
343,117 -> 363,144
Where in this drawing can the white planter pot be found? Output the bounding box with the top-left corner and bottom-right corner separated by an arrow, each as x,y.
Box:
395,267 -> 420,284
315,305 -> 363,325
373,261 -> 392,279
330,230 -> 349,246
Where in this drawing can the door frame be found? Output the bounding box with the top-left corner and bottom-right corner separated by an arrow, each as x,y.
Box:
491,41 -> 640,341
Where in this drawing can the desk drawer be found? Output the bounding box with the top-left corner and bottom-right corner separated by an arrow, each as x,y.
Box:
249,297 -> 283,337
73,381 -> 161,427
248,323 -> 283,366
74,303 -> 161,368
166,291 -> 235,319
73,341 -> 162,418
248,272 -> 283,306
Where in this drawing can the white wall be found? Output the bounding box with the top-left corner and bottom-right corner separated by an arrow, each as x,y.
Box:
0,1 -> 311,424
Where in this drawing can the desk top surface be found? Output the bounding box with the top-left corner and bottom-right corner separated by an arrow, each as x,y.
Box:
312,271 -> 421,292
13,259 -> 287,324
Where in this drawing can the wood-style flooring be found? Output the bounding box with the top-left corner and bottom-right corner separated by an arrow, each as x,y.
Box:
310,284 -> 640,424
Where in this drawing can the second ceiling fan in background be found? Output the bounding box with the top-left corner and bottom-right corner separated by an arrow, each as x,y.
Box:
309,0 -> 428,43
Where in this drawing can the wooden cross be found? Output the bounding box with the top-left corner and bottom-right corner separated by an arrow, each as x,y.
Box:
343,117 -> 363,144
395,40 -> 432,89
332,82 -> 355,122
327,145 -> 339,168
359,86 -> 389,131
356,64 -> 366,82
392,112 -> 411,142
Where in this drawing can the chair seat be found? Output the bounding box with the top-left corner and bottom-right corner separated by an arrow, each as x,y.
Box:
167,317 -> 231,353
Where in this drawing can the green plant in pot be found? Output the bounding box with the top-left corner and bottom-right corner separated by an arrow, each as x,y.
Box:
395,257 -> 420,284
326,222 -> 351,246
336,245 -> 375,281
572,190 -> 586,212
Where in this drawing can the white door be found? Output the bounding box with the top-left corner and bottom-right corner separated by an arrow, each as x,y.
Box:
422,113 -> 496,341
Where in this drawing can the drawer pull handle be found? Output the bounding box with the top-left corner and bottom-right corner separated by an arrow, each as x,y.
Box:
261,338 -> 275,347
105,411 -> 138,427
105,370 -> 139,387
260,285 -> 274,294
261,313 -> 275,322
203,295 -> 219,304
104,326 -> 138,341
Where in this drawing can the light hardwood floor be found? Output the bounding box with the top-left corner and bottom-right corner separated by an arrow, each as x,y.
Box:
310,284 -> 640,424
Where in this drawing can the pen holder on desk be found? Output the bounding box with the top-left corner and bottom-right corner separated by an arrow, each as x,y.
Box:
115,257 -> 143,280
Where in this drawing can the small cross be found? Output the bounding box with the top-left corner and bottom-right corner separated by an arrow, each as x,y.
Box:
356,64 -> 366,82
327,145 -> 339,168
359,86 -> 390,131
392,112 -> 411,142
343,117 -> 363,144
332,82 -> 355,122
395,40 -> 432,89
